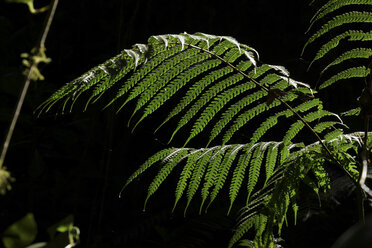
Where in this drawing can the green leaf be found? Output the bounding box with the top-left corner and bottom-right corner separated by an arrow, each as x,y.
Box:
2,213 -> 37,248
6,0 -> 49,14
47,215 -> 74,239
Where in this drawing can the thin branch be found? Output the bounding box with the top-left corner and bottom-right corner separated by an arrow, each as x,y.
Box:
357,60 -> 372,222
0,0 -> 59,169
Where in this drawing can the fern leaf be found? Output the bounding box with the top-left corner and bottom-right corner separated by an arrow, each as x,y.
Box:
144,149 -> 189,210
184,149 -> 213,215
310,30 -> 372,68
324,128 -> 344,142
220,79 -> 297,145
322,48 -> 372,74
199,148 -> 226,214
228,215 -> 258,248
131,41 -> 244,128
206,145 -> 243,210
312,161 -> 331,192
283,108 -> 335,145
309,0 -> 372,27
187,82 -> 257,145
246,144 -> 265,203
119,148 -> 175,196
319,66 -> 370,89
279,143 -> 290,165
170,60 -> 253,144
228,144 -> 255,215
155,57 -> 239,134
341,107 -> 361,116
264,143 -> 279,186
131,52 -> 212,128
126,49 -> 208,123
304,11 -> 372,51
255,214 -> 268,237
106,45 -> 184,109
250,96 -> 320,144
87,49 -> 149,107
172,149 -> 201,212
313,121 -> 338,133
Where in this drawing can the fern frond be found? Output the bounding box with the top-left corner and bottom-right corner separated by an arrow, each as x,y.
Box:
184,149 -> 213,215
172,149 -> 201,211
144,149 -> 189,210
119,147 -> 175,196
41,31 -> 362,247
126,49 -> 209,118
170,60 -> 253,144
228,144 -> 255,215
186,82 -> 257,146
319,66 -> 370,89
155,65 -> 234,133
304,11 -> 372,51
246,144 -> 265,203
309,0 -> 372,26
228,214 -> 258,248
313,121 -> 339,133
200,149 -> 225,213
206,145 -> 242,210
110,45 -> 180,105
130,52 -> 212,128
312,160 -> 331,191
121,131 -> 366,247
304,2 -> 372,92
283,108 -> 330,145
40,33 -> 329,157
250,97 -> 322,145
131,41 -> 244,128
341,107 -> 361,116
264,143 -> 279,186
228,131 -> 368,247
324,128 -> 344,142
310,30 -> 372,68
322,48 -> 372,74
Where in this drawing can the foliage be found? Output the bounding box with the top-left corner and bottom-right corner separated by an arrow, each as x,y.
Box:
0,167 -> 14,195
303,0 -> 372,91
1,213 -> 37,248
1,214 -> 80,248
35,0 -> 372,247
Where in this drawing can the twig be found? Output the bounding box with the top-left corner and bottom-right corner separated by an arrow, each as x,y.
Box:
357,60 -> 372,222
0,0 -> 59,169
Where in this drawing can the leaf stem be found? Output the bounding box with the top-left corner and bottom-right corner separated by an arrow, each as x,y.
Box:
0,0 -> 59,169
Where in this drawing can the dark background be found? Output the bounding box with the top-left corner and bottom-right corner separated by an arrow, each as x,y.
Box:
0,0 -> 363,247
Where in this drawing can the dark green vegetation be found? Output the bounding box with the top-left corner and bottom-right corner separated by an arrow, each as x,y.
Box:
1,0 -> 372,247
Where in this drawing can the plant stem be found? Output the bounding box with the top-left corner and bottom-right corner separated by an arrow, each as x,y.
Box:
0,0 -> 59,169
358,61 -> 372,223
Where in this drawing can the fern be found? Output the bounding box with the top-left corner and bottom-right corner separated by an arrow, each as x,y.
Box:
309,0 -> 372,26
39,32 -> 339,152
228,145 -> 254,215
230,132 -> 363,247
184,148 -> 212,215
199,149 -> 225,213
320,66 -> 369,89
40,26 -> 369,247
118,132 -> 363,247
303,0 -> 372,90
246,144 -> 265,203
144,148 -> 189,209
